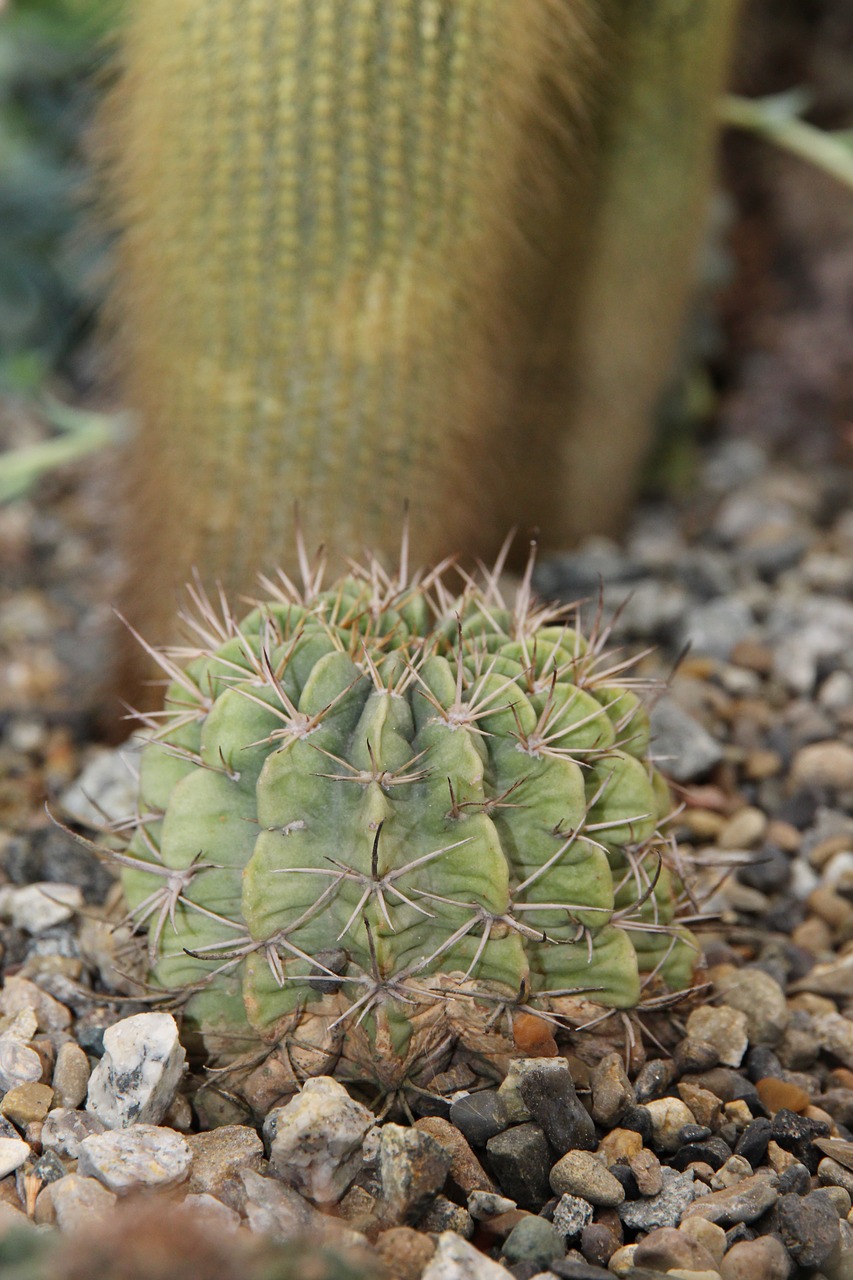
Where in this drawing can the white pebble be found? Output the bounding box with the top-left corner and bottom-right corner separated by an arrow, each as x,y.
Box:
86,1011 -> 186,1128
0,1137 -> 31,1179
6,883 -> 82,933
264,1076 -> 373,1204
421,1231 -> 509,1280
77,1124 -> 192,1194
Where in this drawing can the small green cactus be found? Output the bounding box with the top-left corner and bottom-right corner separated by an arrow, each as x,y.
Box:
119,543 -> 699,1095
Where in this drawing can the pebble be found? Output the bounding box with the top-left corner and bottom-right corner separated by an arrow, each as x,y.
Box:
421,1230 -> 509,1280
643,1097 -> 698,1153
379,1122 -> 452,1223
86,1011 -> 186,1129
629,1147 -> 664,1196
263,1075 -> 373,1204
549,1150 -> 624,1207
0,975 -> 71,1031
186,1124 -> 264,1199
41,1105 -> 106,1158
418,1194 -> 473,1238
501,1215 -> 565,1268
0,1136 -> 31,1179
5,883 -> 82,933
47,1172 -> 116,1230
718,806 -> 768,849
552,1194 -> 594,1240
0,1081 -> 52,1125
790,740 -> 853,791
775,1188 -> 842,1269
176,1193 -> 241,1230
77,1124 -> 192,1194
468,1190 -> 517,1220
755,1076 -> 809,1114
376,1227 -> 437,1280
718,1234 -> 791,1280
486,1124 -> 552,1210
415,1117 -> 494,1196
715,970 -> 790,1046
589,1052 -> 634,1128
449,1091 -> 508,1147
686,1007 -> 749,1068
632,1226 -> 720,1274
649,697 -> 725,782
51,1040 -> 90,1108
513,1058 -> 596,1154
240,1168 -> 363,1247
681,1172 -> 779,1225
617,1167 -> 698,1231
0,1037 -> 43,1093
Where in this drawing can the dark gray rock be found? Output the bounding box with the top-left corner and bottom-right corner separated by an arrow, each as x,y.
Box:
776,1190 -> 841,1270
516,1059 -> 596,1155
449,1090 -> 508,1148
501,1215 -> 565,1268
486,1123 -> 551,1210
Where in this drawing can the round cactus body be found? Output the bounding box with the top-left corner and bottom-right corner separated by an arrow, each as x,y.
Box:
120,549 -> 699,1098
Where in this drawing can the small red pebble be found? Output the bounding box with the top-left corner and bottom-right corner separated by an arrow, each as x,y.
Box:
512,1012 -> 558,1057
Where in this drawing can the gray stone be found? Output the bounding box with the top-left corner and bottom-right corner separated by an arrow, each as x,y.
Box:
486,1123 -> 551,1210
552,1194 -> 595,1240
379,1122 -> 452,1224
501,1215 -> 565,1268
649,697 -> 724,782
0,1037 -> 42,1093
449,1090 -> 508,1147
77,1123 -> 192,1194
418,1195 -> 474,1238
680,598 -> 755,661
618,1167 -> 699,1231
41,1105 -> 106,1158
514,1057 -> 596,1154
715,969 -> 789,1047
686,1007 -> 749,1068
240,1169 -> 374,1249
681,1172 -> 778,1226
421,1230 -> 509,1280
0,975 -> 72,1031
6,883 -> 82,933
263,1076 -> 373,1204
86,1010 -> 186,1128
61,736 -> 144,828
776,1189 -> 841,1270
549,1151 -> 624,1207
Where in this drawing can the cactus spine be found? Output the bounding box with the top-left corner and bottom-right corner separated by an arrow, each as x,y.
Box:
102,0 -> 737,694
119,546 -> 699,1103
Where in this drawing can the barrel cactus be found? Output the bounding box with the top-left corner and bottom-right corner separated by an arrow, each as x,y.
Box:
118,544 -> 699,1102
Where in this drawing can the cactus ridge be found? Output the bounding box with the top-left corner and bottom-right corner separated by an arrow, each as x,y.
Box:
118,542 -> 701,1093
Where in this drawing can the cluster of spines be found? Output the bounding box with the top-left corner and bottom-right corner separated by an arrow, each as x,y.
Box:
112,540 -> 703,1077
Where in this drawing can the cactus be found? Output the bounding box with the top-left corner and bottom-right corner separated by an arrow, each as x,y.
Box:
117,542 -> 699,1101
101,0 -> 738,694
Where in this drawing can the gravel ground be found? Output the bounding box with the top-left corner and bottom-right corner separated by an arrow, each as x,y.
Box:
1,434 -> 853,1279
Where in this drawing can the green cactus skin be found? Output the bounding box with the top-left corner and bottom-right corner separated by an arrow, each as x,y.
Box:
118,547 -> 699,1097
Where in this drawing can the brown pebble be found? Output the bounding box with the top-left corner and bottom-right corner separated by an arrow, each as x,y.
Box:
755,1077 -> 810,1115
512,1012 -> 558,1057
790,740 -> 853,792
720,1234 -> 791,1280
743,749 -> 783,780
597,1128 -> 642,1164
375,1226 -> 436,1280
628,1147 -> 663,1197
476,1209 -> 530,1241
792,916 -> 833,954
0,1082 -> 53,1125
633,1226 -> 719,1274
766,819 -> 801,853
808,833 -> 853,869
680,809 -> 725,841
808,886 -> 853,930
581,1222 -> 619,1267
413,1116 -> 495,1196
673,1039 -> 720,1075
730,639 -> 774,675
678,1082 -> 723,1131
718,806 -> 767,850
830,1068 -> 853,1091
52,1042 -> 90,1109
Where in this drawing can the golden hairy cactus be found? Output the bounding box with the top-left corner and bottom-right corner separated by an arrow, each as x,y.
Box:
102,0 -> 738,700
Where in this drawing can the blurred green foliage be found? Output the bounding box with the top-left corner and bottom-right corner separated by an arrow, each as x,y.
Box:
0,0 -> 116,390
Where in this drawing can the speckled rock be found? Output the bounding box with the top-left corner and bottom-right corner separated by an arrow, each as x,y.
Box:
376,1226 -> 437,1280
421,1230 -> 508,1280
41,1105 -> 106,1158
550,1150 -> 625,1207
77,1123 -> 192,1195
468,1191 -> 517,1221
186,1124 -> 264,1198
85,1011 -> 186,1129
618,1167 -> 699,1231
379,1123 -> 452,1224
263,1077 -> 373,1204
552,1194 -> 595,1240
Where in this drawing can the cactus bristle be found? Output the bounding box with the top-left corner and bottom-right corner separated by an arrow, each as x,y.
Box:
117,543 -> 702,1103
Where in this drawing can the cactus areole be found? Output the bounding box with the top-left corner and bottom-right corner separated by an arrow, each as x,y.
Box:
120,545 -> 699,1098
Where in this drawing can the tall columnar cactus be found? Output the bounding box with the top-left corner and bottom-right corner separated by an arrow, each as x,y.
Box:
119,546 -> 699,1100
101,0 -> 738,697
